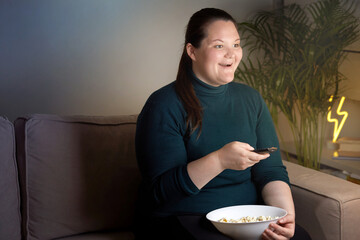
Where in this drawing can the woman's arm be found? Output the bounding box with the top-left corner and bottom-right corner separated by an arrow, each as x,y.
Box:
137,92 -> 268,205
188,141 -> 269,189
262,181 -> 294,215
261,181 -> 295,239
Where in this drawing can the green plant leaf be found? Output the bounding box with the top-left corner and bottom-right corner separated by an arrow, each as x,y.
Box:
236,0 -> 360,169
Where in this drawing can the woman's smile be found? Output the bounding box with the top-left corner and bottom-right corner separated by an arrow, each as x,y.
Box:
219,63 -> 233,67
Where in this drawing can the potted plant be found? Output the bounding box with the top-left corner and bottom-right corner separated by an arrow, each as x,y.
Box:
236,0 -> 360,169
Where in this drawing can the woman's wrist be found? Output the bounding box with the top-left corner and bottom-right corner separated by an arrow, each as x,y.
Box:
214,148 -> 226,171
187,150 -> 225,189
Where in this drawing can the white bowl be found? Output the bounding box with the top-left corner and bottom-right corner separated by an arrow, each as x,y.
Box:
206,205 -> 287,240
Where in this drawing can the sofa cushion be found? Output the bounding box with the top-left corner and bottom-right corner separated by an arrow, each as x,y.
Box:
0,116 -> 22,240
15,114 -> 140,240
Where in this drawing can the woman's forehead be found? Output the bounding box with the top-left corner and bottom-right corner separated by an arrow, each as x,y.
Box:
204,20 -> 240,41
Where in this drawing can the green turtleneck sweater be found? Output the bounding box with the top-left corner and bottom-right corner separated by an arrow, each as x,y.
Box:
135,73 -> 289,217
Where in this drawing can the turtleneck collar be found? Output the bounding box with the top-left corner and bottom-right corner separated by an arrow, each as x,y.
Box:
188,68 -> 228,96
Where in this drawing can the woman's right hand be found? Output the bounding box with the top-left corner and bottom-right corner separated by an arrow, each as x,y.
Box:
217,141 -> 270,171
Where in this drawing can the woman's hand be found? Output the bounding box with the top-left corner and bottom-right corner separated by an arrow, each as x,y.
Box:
216,141 -> 269,171
187,141 -> 269,189
262,213 -> 295,240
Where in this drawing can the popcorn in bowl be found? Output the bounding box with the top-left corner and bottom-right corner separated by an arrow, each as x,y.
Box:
206,205 -> 287,239
218,215 -> 279,223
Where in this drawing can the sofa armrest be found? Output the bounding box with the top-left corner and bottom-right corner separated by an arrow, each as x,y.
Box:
283,160 -> 360,240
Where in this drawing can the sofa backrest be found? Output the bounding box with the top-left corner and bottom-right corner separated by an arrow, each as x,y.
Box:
14,114 -> 140,240
0,116 -> 22,240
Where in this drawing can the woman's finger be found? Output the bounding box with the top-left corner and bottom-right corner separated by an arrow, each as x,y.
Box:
248,152 -> 270,161
263,227 -> 284,240
278,214 -> 295,225
269,223 -> 292,238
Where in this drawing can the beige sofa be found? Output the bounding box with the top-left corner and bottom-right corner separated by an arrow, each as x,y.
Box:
284,161 -> 360,240
1,114 -> 360,240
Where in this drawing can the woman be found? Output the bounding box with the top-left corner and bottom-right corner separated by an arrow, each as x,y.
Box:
135,8 -> 310,240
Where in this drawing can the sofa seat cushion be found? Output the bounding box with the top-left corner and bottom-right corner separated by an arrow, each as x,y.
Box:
0,116 -> 22,240
15,114 -> 140,240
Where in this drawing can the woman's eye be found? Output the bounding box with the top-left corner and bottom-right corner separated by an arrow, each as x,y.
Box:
233,43 -> 240,48
215,45 -> 223,49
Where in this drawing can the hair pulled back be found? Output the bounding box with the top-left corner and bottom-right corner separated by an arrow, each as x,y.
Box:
175,8 -> 236,136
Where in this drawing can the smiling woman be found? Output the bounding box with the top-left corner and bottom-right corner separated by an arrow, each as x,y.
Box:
134,8 -> 310,240
174,9 -> 242,135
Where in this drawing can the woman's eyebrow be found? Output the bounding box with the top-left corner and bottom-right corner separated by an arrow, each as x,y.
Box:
211,38 -> 240,43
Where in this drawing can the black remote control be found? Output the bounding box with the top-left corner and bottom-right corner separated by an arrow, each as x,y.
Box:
252,147 -> 277,154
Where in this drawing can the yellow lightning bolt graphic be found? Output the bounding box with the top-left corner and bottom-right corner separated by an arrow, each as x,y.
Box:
327,96 -> 348,143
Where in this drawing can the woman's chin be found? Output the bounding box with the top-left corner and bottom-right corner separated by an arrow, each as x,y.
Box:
218,75 -> 235,85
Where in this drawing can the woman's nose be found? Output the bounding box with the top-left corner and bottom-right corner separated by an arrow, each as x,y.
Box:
224,48 -> 235,58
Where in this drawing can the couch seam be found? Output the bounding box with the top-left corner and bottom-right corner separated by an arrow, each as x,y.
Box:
341,200 -> 344,240
25,120 -> 31,240
10,119 -> 22,239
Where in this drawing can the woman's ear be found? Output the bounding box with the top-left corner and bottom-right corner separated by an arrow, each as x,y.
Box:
186,43 -> 197,61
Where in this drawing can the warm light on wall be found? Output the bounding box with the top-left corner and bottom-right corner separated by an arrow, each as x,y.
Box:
327,96 -> 348,142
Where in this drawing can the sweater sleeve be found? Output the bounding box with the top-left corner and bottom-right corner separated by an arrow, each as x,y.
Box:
251,93 -> 290,191
135,91 -> 200,207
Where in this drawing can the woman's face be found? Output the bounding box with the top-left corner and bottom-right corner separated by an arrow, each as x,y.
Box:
187,20 -> 242,87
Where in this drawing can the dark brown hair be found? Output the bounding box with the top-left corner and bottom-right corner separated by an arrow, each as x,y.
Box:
175,8 -> 237,136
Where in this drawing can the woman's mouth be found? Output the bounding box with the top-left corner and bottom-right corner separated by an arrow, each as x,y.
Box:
219,63 -> 233,67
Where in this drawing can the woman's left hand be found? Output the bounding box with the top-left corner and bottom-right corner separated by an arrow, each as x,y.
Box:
261,213 -> 295,240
